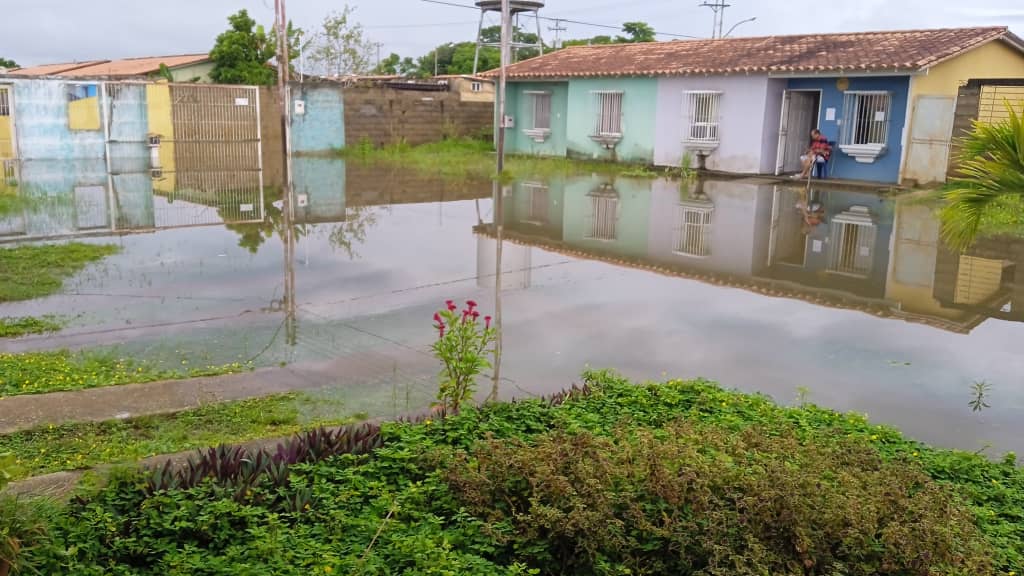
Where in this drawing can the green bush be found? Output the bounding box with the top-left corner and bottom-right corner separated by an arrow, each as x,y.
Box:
446,424 -> 991,575
0,496 -> 50,575
15,373 -> 1024,575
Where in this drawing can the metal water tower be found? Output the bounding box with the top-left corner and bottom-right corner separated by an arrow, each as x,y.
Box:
473,0 -> 545,75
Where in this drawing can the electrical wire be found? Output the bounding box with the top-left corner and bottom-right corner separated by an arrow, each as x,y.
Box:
418,0 -> 701,39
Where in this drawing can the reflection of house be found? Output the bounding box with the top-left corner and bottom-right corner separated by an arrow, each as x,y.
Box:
496,27 -> 1024,184
887,203 -> 1024,331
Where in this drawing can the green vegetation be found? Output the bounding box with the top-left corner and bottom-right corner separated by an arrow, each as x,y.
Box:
940,102 -> 1024,250
0,349 -> 249,397
340,138 -> 685,182
209,9 -> 300,85
0,315 -> 63,338
0,242 -> 119,303
11,372 -> 1022,575
0,394 -> 352,480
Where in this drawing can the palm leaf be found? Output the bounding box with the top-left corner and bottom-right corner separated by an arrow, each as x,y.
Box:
941,100 -> 1024,251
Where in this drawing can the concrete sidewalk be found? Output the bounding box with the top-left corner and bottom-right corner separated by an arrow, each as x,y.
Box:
0,347 -> 437,434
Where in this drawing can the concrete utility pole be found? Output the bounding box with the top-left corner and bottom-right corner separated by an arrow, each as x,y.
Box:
699,0 -> 730,39
548,18 -> 567,49
489,0 -> 511,402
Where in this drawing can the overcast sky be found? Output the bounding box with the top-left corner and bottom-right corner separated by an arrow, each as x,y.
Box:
4,0 -> 1024,66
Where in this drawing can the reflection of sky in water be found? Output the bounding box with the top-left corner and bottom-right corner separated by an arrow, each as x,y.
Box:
2,162 -> 1023,456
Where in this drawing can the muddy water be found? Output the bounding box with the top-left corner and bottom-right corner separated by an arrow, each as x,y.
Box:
2,158 -> 1022,455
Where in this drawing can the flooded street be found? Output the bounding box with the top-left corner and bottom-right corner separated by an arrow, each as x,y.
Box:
2,158 -> 1023,456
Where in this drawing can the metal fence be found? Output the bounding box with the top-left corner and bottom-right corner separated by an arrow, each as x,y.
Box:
841,91 -> 891,146
978,84 -> 1024,125
673,203 -> 713,257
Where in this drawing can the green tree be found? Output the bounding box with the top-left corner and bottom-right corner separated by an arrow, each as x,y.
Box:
307,7 -> 374,77
0,58 -> 17,69
940,102 -> 1024,251
210,10 -> 276,85
563,35 -> 614,47
372,53 -> 418,76
617,21 -> 656,43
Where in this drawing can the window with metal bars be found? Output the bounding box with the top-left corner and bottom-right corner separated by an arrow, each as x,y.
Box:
593,91 -> 623,136
841,91 -> 891,146
525,91 -> 551,131
673,204 -> 713,257
585,188 -> 619,240
520,183 -> 549,225
0,87 -> 10,117
685,91 -> 721,143
829,220 -> 876,277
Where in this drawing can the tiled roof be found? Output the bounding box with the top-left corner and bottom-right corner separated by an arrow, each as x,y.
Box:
488,26 -> 1020,78
10,54 -> 210,78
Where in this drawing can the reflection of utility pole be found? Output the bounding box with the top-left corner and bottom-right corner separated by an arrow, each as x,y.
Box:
489,0 -> 511,403
699,0 -> 730,39
548,18 -> 567,49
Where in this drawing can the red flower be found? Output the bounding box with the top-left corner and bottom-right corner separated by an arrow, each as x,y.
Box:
485,315 -> 492,329
471,310 -> 480,319
466,300 -> 478,310
433,312 -> 442,324
446,300 -> 456,311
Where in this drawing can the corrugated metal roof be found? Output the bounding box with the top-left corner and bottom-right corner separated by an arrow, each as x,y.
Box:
483,27 -> 1019,79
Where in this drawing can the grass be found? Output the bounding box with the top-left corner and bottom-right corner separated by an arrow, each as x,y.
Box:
339,137 -> 690,182
0,315 -> 64,338
974,194 -> 1024,239
0,349 -> 250,397
0,242 -> 120,302
16,371 -> 1024,575
0,393 -> 353,480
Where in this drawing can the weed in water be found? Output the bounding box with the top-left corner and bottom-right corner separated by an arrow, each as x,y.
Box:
0,243 -> 119,302
0,316 -> 64,338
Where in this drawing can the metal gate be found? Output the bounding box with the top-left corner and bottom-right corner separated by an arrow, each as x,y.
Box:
903,95 -> 955,185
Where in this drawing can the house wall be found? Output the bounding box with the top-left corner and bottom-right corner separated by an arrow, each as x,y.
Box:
647,178 -> 773,275
506,81 -> 569,157
565,77 -> 658,164
292,156 -> 346,223
11,79 -> 106,160
451,78 -> 495,103
561,175 -> 652,258
146,84 -> 176,192
786,76 -> 910,183
502,177 -> 567,240
912,41 -> 1024,98
291,83 -> 345,154
654,75 -> 777,173
170,61 -> 215,83
343,86 -> 493,147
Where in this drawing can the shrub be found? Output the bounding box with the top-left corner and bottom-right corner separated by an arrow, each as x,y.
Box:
445,423 -> 994,575
431,300 -> 496,411
0,496 -> 49,576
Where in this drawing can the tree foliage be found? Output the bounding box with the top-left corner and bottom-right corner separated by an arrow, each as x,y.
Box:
305,7 -> 374,77
209,10 -> 277,85
0,57 -> 17,69
372,52 -> 417,76
563,21 -> 657,46
940,101 -> 1024,251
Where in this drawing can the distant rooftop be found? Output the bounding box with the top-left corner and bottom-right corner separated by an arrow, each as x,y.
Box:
10,54 -> 211,78
484,26 -> 1023,78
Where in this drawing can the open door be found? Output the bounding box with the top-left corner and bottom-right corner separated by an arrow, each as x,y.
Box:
775,90 -> 820,175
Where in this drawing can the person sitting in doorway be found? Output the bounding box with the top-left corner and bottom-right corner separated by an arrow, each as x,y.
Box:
793,129 -> 832,179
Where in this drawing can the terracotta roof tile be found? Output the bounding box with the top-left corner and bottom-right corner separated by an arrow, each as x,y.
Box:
487,27 -> 1017,78
8,54 -> 210,78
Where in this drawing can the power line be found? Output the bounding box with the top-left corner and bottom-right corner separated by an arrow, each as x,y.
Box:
419,0 -> 700,39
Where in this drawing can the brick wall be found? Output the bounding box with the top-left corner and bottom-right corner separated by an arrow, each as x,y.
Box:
948,78 -> 1024,178
343,86 -> 493,147
345,163 -> 491,207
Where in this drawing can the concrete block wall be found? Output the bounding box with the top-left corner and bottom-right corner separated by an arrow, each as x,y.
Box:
343,87 -> 493,147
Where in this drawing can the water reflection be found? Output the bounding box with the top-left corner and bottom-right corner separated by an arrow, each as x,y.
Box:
480,176 -> 1021,333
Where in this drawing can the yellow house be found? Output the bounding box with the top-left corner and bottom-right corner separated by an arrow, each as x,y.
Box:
0,85 -> 13,159
901,28 -> 1024,185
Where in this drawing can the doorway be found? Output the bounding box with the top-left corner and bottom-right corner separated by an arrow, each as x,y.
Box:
775,90 -> 822,175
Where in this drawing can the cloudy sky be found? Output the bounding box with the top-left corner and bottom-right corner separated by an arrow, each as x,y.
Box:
3,0 -> 1024,66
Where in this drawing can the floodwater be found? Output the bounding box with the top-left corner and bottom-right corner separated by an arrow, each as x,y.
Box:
2,157 -> 1023,456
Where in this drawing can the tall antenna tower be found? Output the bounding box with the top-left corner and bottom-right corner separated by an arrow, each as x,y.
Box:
699,0 -> 730,39
473,0 -> 545,75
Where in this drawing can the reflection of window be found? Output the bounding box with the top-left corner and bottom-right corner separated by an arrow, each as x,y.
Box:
829,207 -> 876,277
685,91 -> 721,143
593,91 -> 623,136
841,91 -> 891,146
673,203 -> 713,257
66,83 -> 101,131
520,183 -> 549,225
585,187 -> 619,241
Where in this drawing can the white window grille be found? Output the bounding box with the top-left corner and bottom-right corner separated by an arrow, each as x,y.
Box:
585,187 -> 619,241
0,87 -> 10,117
829,207 -> 876,277
520,183 -> 549,225
593,91 -> 623,137
684,91 -> 721,144
471,81 -> 483,92
525,91 -> 551,131
673,203 -> 713,257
